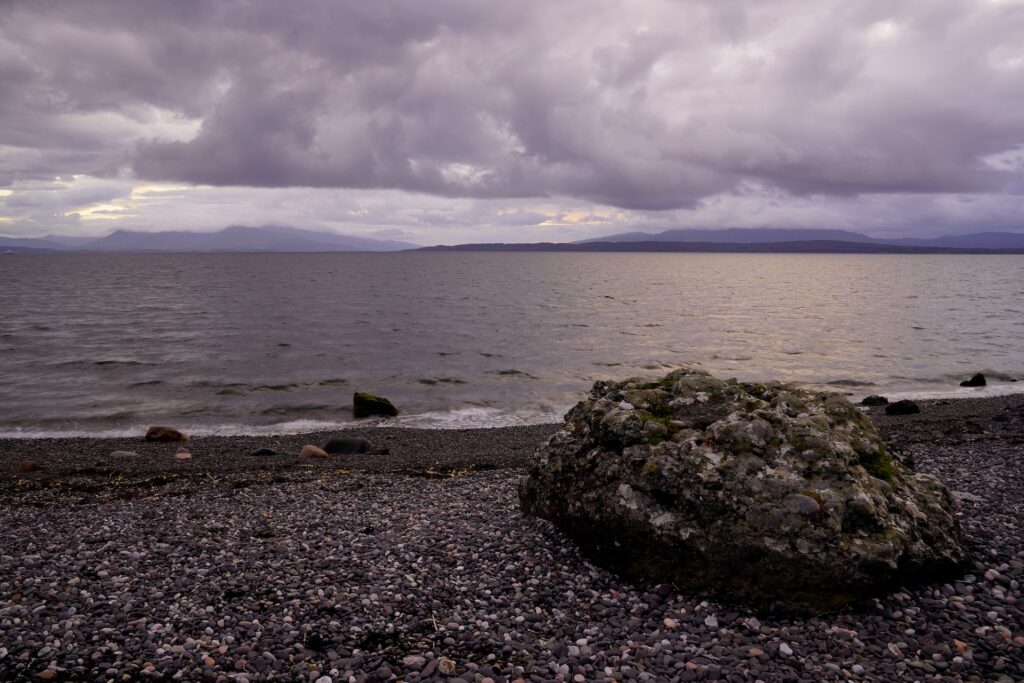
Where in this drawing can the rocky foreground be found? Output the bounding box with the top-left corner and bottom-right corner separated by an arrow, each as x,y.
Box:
1,397 -> 1023,682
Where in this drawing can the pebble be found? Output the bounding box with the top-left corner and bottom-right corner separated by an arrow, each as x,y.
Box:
299,445 -> 328,460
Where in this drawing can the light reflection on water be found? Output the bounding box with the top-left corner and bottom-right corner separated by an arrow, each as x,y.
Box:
0,252 -> 1022,434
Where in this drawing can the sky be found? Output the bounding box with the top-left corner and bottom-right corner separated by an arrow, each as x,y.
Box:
1,0 -> 1023,246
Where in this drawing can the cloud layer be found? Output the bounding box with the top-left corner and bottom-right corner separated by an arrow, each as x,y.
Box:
1,0 -> 1023,240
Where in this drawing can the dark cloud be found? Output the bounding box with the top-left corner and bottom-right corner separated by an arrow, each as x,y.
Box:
0,0 -> 1023,222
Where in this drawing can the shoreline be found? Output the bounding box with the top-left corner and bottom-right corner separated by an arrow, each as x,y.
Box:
2,393 -> 1022,681
1,394 -> 1022,497
1,381 -> 1022,441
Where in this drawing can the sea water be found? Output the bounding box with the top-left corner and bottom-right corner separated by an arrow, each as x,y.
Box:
1,252 -> 1022,436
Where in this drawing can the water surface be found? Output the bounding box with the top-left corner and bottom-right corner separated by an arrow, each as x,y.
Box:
1,252 -> 1021,435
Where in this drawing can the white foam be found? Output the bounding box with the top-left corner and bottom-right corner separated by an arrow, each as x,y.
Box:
0,407 -> 567,439
390,406 -> 566,429
882,382 -> 1024,402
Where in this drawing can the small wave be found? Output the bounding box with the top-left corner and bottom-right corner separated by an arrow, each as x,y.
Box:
824,379 -> 877,388
417,377 -> 468,385
491,369 -> 538,378
253,383 -> 310,392
53,359 -> 156,369
129,380 -> 164,387
390,406 -> 565,429
0,407 -> 567,439
640,362 -> 677,370
884,383 -> 1024,402
188,379 -> 348,393
257,404 -> 349,416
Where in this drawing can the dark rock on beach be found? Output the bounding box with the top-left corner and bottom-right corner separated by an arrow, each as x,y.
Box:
861,394 -> 889,406
961,372 -> 987,387
352,391 -> 399,418
322,437 -> 387,455
144,425 -> 188,442
247,447 -> 278,456
886,399 -> 922,415
519,368 -> 969,613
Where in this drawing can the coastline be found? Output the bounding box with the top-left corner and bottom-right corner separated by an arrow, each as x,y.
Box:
1,393 -> 1022,681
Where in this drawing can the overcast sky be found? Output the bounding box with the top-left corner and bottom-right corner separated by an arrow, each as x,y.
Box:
1,0 -> 1023,245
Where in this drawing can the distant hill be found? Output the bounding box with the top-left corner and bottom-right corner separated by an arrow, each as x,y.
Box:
0,236 -> 71,251
1,225 -> 417,253
417,240 -> 1024,254
577,227 -> 1024,249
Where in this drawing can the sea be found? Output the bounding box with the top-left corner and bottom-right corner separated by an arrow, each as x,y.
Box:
1,252 -> 1022,437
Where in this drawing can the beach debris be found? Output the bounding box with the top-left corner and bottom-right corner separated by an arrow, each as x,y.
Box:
322,437 -> 389,455
519,367 -> 969,614
14,460 -> 44,474
145,425 -> 189,442
886,399 -> 921,415
861,395 -> 889,406
248,447 -> 278,456
110,450 -> 139,457
353,391 -> 399,418
437,657 -> 457,676
299,444 -> 329,459
174,448 -> 192,460
960,372 -> 987,387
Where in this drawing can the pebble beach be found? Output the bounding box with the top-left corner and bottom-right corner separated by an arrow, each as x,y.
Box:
2,396 -> 1023,682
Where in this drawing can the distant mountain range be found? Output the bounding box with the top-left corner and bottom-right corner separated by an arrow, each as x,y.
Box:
0,225 -> 417,253
576,227 -> 1024,249
5,226 -> 1024,254
418,228 -> 1024,253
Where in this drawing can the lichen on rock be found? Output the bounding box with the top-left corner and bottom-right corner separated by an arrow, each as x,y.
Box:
518,367 -> 969,614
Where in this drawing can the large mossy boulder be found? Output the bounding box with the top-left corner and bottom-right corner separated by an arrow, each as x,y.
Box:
518,368 -> 969,614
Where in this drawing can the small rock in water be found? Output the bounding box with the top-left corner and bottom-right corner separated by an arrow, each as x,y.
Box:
248,447 -> 278,456
299,445 -> 329,459
145,425 -> 188,442
322,437 -> 384,455
960,372 -> 986,387
110,450 -> 139,457
861,395 -> 889,406
352,391 -> 399,418
885,399 -> 921,415
174,448 -> 192,460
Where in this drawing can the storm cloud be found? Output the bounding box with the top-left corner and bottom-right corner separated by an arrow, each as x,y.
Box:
1,0 -> 1023,239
